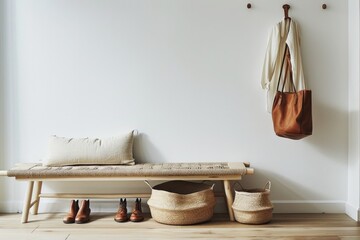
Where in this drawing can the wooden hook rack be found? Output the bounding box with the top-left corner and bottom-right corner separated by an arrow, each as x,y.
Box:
245,3 -> 327,11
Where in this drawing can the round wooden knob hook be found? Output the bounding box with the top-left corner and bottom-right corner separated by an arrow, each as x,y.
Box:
283,4 -> 290,20
322,4 -> 327,9
247,3 -> 251,9
282,4 -> 290,10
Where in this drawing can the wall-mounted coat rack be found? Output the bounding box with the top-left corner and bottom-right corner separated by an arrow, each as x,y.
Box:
245,3 -> 328,10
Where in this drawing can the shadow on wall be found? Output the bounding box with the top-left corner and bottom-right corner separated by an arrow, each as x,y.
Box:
239,168 -> 327,213
239,168 -> 304,201
305,98 -> 348,161
133,133 -> 167,164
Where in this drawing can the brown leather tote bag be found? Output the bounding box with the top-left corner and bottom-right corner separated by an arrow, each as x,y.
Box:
272,45 -> 312,140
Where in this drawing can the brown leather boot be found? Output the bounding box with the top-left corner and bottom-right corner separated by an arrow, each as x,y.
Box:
130,198 -> 144,222
63,200 -> 79,224
114,198 -> 128,222
75,200 -> 91,224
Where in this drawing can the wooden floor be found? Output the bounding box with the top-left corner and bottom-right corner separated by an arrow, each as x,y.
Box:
0,213 -> 359,240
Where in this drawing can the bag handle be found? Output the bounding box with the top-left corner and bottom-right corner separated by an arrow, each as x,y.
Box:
234,181 -> 271,191
287,54 -> 295,91
276,45 -> 288,91
276,19 -> 296,93
277,46 -> 296,93
282,53 -> 296,93
276,19 -> 291,92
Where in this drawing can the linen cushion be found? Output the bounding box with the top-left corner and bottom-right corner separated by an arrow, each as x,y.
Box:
44,131 -> 135,166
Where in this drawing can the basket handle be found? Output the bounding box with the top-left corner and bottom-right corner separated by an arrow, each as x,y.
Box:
144,180 -> 153,190
201,180 -> 216,190
264,181 -> 271,191
233,181 -> 245,191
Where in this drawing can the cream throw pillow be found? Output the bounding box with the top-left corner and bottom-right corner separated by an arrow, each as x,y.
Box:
44,131 -> 135,166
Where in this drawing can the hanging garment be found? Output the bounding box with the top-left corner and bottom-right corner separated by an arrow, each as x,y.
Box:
261,19 -> 306,112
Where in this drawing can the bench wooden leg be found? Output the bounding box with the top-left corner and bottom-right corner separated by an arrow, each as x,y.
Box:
223,180 -> 235,221
21,181 -> 34,223
32,181 -> 43,215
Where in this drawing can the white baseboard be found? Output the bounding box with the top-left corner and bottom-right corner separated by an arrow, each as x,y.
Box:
272,200 -> 346,214
0,201 -> 22,213
0,199 -> 347,215
345,202 -> 360,221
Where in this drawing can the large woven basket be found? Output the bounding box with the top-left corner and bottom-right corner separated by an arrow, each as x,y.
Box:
146,180 -> 216,225
232,181 -> 273,224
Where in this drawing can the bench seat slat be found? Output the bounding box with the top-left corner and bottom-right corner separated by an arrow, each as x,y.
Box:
6,162 -> 249,179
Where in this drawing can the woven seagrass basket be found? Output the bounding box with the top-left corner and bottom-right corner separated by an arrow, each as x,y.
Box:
146,180 -> 216,225
232,181 -> 273,224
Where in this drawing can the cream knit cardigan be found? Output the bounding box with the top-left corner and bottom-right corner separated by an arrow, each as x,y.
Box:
261,19 -> 306,112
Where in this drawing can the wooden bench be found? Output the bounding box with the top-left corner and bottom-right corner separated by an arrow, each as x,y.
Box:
0,162 -> 254,223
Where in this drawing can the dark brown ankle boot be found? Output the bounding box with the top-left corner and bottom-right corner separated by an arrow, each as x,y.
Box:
114,198 -> 128,222
63,200 -> 79,224
75,200 -> 91,224
130,198 -> 144,222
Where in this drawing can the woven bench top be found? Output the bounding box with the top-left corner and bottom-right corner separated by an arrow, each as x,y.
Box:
4,162 -> 249,179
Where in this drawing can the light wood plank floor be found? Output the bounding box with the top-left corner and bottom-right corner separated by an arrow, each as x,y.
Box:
0,213 -> 359,240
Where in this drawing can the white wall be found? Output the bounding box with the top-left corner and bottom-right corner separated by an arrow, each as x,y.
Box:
0,0 -> 20,212
0,0 -> 350,214
348,0 -> 360,221
0,0 -> 6,211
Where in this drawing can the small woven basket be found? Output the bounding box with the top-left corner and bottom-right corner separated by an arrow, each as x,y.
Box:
146,180 -> 216,225
232,181 -> 273,224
